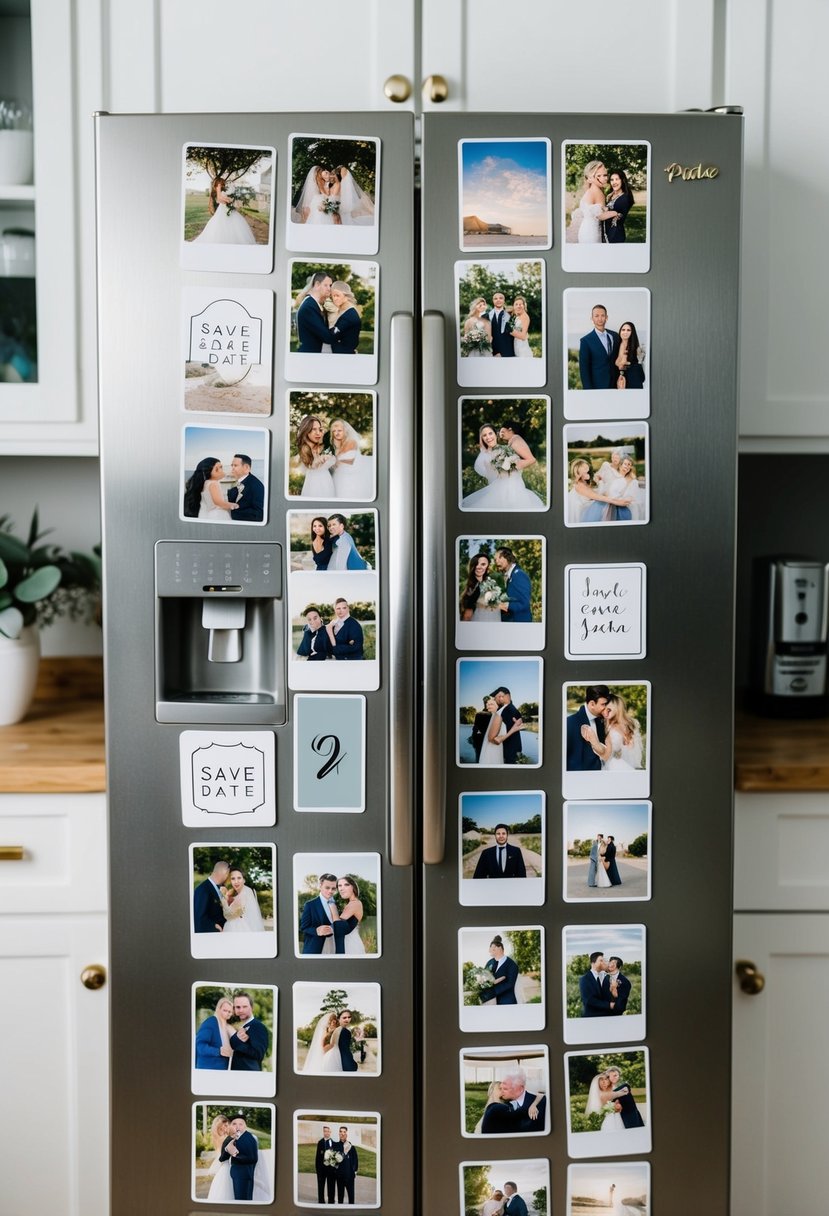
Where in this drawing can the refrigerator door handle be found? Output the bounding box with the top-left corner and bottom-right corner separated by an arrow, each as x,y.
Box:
388,311 -> 416,866
421,311 -> 447,864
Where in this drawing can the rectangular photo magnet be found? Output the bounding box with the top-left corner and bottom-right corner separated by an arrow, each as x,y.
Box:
293,852 -> 381,958
191,1101 -> 274,1204
286,259 -> 378,385
180,424 -> 270,525
294,1110 -> 380,1208
562,682 -> 651,800
458,925 -> 545,1033
561,141 -> 651,273
181,142 -> 275,274
190,843 -> 277,959
566,1161 -> 651,1216
460,1158 -> 550,1216
180,730 -> 276,828
563,801 -> 652,905
287,390 -> 376,501
565,563 -> 647,661
456,260 -> 546,388
288,570 -> 380,692
457,657 -> 543,768
459,396 -> 549,513
183,287 -> 273,416
287,133 -> 379,255
460,1044 -> 550,1138
563,287 -> 650,419
457,536 -> 545,651
564,422 -> 649,527
459,138 -> 552,252
293,981 -> 381,1077
459,790 -> 545,907
288,508 -> 377,575
192,982 -> 277,1098
562,924 -> 646,1045
564,1048 -> 652,1158
293,694 -> 366,813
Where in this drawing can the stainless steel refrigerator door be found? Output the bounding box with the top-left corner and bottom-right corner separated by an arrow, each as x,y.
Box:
420,111 -> 742,1216
97,111 -> 416,1213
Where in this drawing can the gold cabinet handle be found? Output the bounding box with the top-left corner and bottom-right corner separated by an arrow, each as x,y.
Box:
0,846 -> 24,861
735,959 -> 765,995
384,75 -> 412,104
81,964 -> 107,991
422,74 -> 449,104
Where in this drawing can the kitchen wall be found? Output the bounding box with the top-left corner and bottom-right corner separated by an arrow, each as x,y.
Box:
0,455 -> 102,656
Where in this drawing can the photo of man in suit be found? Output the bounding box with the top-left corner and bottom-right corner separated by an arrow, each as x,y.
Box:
488,291 -> 515,357
219,1115 -> 259,1201
335,1126 -> 359,1204
604,835 -> 623,885
578,304 -> 620,389
296,271 -> 333,352
229,992 -> 269,1071
494,547 -> 532,622
493,686 -> 524,764
566,684 -> 610,771
606,956 -> 631,1015
228,453 -> 265,522
503,1181 -> 529,1215
315,1124 -> 337,1204
326,598 -> 364,660
579,951 -> 611,1017
296,607 -> 333,661
473,824 -> 527,879
193,860 -> 229,933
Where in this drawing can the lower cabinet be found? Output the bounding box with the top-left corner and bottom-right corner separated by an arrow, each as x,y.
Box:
0,794 -> 108,1216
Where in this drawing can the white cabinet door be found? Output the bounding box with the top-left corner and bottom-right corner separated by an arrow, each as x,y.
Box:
732,913 -> 829,1215
421,0 -> 718,112
0,915 -> 108,1216
106,0 -> 417,113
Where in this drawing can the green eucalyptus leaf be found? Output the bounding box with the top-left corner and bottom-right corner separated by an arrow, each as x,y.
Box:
0,605 -> 24,639
15,565 -> 62,603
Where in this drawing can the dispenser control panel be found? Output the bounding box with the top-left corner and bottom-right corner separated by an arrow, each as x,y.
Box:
155,540 -> 282,598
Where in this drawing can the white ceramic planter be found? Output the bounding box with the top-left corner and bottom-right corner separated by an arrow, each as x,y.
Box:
0,130 -> 34,186
0,625 -> 41,725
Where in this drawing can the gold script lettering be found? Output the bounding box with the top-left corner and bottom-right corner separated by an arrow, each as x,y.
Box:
664,162 -> 720,183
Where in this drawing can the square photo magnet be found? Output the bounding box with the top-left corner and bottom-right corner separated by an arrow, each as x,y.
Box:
561,140 -> 651,273
294,1110 -> 380,1208
191,981 -> 277,1098
562,923 -> 646,1045
459,1159 -> 550,1216
565,563 -> 647,661
293,981 -> 381,1077
457,536 -> 545,652
181,142 -> 275,274
563,287 -> 650,419
458,925 -> 546,1033
293,852 -> 381,959
564,422 -> 649,527
190,843 -> 277,959
286,259 -> 378,386
563,800 -> 652,905
460,1043 -> 550,1138
180,424 -> 270,526
455,260 -> 546,388
459,790 -> 545,908
287,133 -> 380,255
183,287 -> 274,416
564,1048 -> 652,1158
191,1101 -> 275,1204
562,681 -> 651,800
458,138 -> 552,253
566,1161 -> 651,1216
180,731 -> 276,828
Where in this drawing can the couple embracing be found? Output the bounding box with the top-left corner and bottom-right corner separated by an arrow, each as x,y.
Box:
471,686 -> 523,766
566,685 -> 643,773
461,548 -> 531,624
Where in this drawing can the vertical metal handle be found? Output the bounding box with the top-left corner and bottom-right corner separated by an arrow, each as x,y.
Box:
422,312 -> 447,864
388,312 -> 415,866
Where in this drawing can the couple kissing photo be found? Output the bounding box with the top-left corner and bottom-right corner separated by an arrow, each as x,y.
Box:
458,658 -> 542,768
180,424 -> 269,526
190,846 -> 276,959
461,1045 -> 550,1139
563,924 -> 646,1044
565,1049 -> 651,1159
457,537 -> 545,651
562,800 -> 652,904
192,984 -> 275,1098
288,134 -> 379,255
192,1102 -> 274,1204
456,260 -> 545,388
294,982 -> 380,1076
287,260 -> 378,387
563,681 -> 651,800
562,141 -> 650,273
294,853 -> 380,958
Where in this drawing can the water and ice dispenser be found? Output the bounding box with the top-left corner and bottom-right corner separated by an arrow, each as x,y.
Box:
155,540 -> 286,724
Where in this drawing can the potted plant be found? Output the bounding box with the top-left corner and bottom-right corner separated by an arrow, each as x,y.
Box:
0,509 -> 101,725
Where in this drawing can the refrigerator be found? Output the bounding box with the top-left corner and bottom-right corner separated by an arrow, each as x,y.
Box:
97,108 -> 742,1215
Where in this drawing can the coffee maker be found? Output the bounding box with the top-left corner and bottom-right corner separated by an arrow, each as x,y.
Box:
751,557 -> 829,714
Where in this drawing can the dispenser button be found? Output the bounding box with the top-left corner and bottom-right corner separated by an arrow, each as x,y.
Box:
795,612 -> 809,625
790,677 -> 809,692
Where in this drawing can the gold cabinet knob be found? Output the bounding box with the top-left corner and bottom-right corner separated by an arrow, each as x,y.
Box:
423,74 -> 449,104
81,964 -> 107,991
384,75 -> 412,104
0,845 -> 24,861
735,959 -> 765,995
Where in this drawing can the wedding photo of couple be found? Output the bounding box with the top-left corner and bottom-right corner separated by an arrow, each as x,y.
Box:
562,141 -> 650,273
190,847 -> 276,959
459,926 -> 545,1033
459,396 -> 548,511
565,1049 -> 651,1158
290,511 -> 375,574
457,538 -> 544,651
289,576 -> 380,691
566,1161 -> 651,1216
295,1112 -> 380,1208
563,924 -> 646,1045
293,853 -> 380,958
183,287 -> 273,416
181,143 -> 274,274
294,982 -> 380,1077
180,424 -> 268,526
565,424 -> 649,527
292,597 -> 373,663
563,682 -> 651,800
192,984 -> 275,1098
459,790 -> 544,908
563,800 -> 652,904
192,1102 -> 274,1204
287,259 -> 378,386
461,1157 -> 549,1216
457,657 -> 542,768
459,138 -> 552,252
461,1045 -> 549,1138
564,288 -> 650,420
287,391 -> 375,501
456,260 -> 545,388
288,134 -> 378,255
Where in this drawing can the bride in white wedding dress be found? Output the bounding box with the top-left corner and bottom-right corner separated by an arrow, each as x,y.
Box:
330,418 -> 372,499
330,165 -> 375,226
573,160 -> 615,244
584,1072 -> 626,1131
292,165 -> 339,225
303,1012 -> 339,1073
221,868 -> 265,933
195,177 -> 256,245
463,423 -> 544,511
478,697 -> 506,767
581,694 -> 644,771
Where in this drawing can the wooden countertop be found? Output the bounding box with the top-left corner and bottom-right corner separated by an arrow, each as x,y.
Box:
0,658 -> 105,793
735,705 -> 829,792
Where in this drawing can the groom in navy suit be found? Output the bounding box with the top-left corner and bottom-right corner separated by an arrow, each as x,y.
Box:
335,1127 -> 359,1204
220,1116 -> 259,1201
566,685 -> 610,771
493,687 -> 524,765
579,951 -> 612,1016
503,1182 -> 529,1215
193,860 -> 229,933
299,873 -> 359,954
296,271 -> 333,352
494,547 -> 532,623
578,304 -> 620,389
229,992 -> 269,1071
228,454 -> 264,522
473,824 -> 527,878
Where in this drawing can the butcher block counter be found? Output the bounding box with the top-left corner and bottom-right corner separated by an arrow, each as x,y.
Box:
734,705 -> 829,792
0,657 -> 105,793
